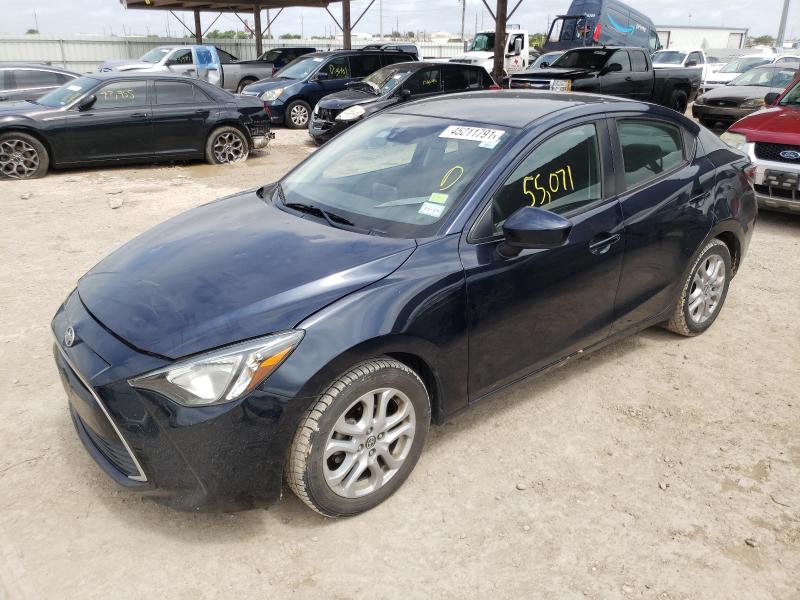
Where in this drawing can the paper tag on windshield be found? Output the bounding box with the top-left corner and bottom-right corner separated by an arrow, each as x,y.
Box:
312,57 -> 323,62
418,202 -> 445,218
440,125 -> 504,146
66,84 -> 82,91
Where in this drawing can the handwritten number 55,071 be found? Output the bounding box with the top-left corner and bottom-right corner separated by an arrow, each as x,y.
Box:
523,165 -> 574,207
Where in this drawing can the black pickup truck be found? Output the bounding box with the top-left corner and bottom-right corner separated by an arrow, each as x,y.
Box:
505,46 -> 701,113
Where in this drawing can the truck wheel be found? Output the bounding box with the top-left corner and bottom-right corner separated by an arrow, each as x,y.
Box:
285,358 -> 431,517
205,126 -> 249,165
285,99 -> 311,129
669,89 -> 689,114
664,238 -> 731,337
236,78 -> 257,93
0,132 -> 49,179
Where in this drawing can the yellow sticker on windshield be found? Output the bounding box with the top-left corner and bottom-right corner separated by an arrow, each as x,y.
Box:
429,192 -> 448,204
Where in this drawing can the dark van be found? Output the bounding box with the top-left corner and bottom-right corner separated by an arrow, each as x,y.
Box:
543,0 -> 661,54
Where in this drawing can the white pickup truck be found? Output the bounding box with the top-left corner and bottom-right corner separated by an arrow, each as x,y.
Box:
450,28 -> 530,76
651,48 -> 723,82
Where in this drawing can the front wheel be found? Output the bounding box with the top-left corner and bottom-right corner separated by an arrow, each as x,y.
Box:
286,358 -> 431,517
205,126 -> 249,165
284,99 -> 311,129
0,132 -> 49,179
669,89 -> 689,114
664,238 -> 731,336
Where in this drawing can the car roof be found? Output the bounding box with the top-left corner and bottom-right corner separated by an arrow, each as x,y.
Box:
390,90 -> 630,129
0,62 -> 77,74
304,49 -> 414,59
73,72 -> 214,82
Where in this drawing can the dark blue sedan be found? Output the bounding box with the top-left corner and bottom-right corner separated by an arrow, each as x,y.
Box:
52,91 -> 756,515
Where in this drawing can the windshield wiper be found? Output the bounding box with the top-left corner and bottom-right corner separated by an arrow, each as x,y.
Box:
276,183 -> 386,235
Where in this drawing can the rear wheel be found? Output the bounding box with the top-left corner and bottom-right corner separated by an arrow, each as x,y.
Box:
285,99 -> 311,129
664,238 -> 731,336
204,126 -> 249,165
669,89 -> 689,114
236,78 -> 257,93
286,358 -> 430,517
0,132 -> 49,179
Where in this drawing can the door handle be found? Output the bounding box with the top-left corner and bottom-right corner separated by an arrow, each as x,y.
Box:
130,112 -> 149,119
589,233 -> 621,255
194,109 -> 209,115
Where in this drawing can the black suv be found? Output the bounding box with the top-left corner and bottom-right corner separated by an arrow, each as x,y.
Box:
309,61 -> 498,143
0,63 -> 78,102
241,49 -> 417,128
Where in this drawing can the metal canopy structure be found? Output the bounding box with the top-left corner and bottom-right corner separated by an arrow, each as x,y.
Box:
121,0 -> 361,54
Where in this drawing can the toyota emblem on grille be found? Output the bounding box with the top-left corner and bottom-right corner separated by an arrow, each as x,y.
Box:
64,327 -> 75,347
779,150 -> 800,160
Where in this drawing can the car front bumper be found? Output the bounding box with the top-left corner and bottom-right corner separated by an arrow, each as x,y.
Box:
51,291 -> 300,512
308,115 -> 354,143
746,144 -> 800,214
692,103 -> 753,127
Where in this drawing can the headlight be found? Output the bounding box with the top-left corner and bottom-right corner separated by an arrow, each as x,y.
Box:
550,79 -> 572,92
720,132 -> 748,152
129,330 -> 303,406
694,95 -> 706,105
260,88 -> 284,102
741,98 -> 765,109
336,104 -> 366,121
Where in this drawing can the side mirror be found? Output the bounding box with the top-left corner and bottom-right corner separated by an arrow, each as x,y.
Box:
498,206 -> 572,257
77,94 -> 96,111
540,61 -> 550,68
315,71 -> 330,81
164,59 -> 177,66
602,62 -> 623,75
398,88 -> 412,100
764,91 -> 780,106
685,59 -> 698,67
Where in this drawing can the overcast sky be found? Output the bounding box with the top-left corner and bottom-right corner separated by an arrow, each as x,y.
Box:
0,0 -> 795,40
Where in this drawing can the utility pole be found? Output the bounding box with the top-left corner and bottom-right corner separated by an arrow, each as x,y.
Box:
267,9 -> 271,39
301,14 -> 304,38
492,0 -> 508,83
379,0 -> 383,38
460,0 -> 466,42
33,10 -> 39,32
776,0 -> 791,47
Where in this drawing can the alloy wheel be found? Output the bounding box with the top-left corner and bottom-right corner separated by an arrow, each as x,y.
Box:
687,254 -> 726,324
212,131 -> 246,163
0,138 -> 40,179
323,387 -> 416,499
290,104 -> 309,127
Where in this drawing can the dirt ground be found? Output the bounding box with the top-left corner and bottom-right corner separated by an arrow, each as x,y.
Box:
0,128 -> 798,600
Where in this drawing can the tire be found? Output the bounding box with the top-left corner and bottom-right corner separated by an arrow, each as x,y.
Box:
284,99 -> 311,129
0,131 -> 49,179
204,126 -> 249,165
669,89 -> 689,114
236,78 -> 257,93
664,238 -> 731,337
286,358 -> 431,517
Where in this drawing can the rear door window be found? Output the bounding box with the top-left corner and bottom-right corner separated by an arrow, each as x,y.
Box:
617,119 -> 685,189
350,54 -> 382,78
404,67 -> 441,95
631,50 -> 649,72
607,50 -> 631,72
154,80 -> 196,104
14,69 -> 65,89
93,80 -> 149,109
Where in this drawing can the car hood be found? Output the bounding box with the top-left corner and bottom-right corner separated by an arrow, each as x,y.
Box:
318,88 -> 380,109
243,77 -> 302,95
99,60 -> 154,71
702,85 -> 777,102
451,51 -> 493,62
77,189 -> 416,359
730,105 -> 800,144
512,67 -> 591,79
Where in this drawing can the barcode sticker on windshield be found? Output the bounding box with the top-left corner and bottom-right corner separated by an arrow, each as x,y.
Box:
419,202 -> 445,218
439,125 -> 505,145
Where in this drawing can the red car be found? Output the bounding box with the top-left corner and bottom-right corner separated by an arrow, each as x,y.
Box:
723,76 -> 800,214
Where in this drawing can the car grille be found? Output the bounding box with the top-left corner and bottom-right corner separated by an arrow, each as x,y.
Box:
708,99 -> 739,107
312,107 -> 341,130
755,142 -> 800,164
72,409 -> 139,476
508,78 -> 550,90
754,183 -> 800,203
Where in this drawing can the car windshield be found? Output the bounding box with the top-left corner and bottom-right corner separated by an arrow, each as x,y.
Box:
277,113 -> 514,238
652,51 -> 687,64
719,57 -> 769,73
779,78 -> 800,105
258,49 -> 282,62
36,76 -> 98,107
275,56 -> 322,79
531,52 -> 562,69
140,47 -> 173,63
550,48 -> 611,70
361,65 -> 416,95
468,33 -> 495,52
730,67 -> 796,87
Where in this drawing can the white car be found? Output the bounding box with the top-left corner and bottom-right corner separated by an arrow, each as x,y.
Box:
651,48 -> 723,82
703,54 -> 780,91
